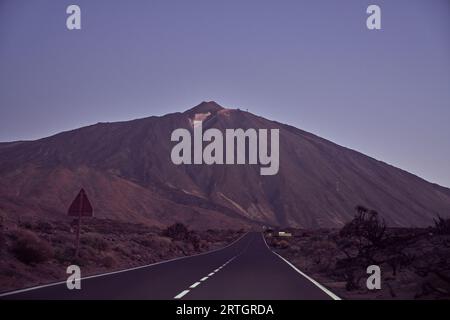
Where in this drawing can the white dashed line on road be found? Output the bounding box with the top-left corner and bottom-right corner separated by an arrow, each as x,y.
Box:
174,290 -> 190,299
189,282 -> 201,288
173,256 -> 237,299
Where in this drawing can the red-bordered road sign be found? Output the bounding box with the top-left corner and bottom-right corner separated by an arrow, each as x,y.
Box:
68,188 -> 93,217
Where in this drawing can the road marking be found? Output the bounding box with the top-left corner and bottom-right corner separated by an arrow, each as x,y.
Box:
0,232 -> 250,297
261,233 -> 341,301
173,255 -> 238,299
174,290 -> 190,299
189,282 -> 201,288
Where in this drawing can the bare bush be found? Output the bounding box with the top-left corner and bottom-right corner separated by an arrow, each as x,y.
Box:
335,206 -> 388,290
340,206 -> 386,245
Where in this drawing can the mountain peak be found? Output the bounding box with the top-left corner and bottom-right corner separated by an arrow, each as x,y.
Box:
2,100 -> 450,229
184,101 -> 224,116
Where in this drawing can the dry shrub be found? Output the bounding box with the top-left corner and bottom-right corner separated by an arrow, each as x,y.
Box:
35,221 -> 53,233
162,223 -> 202,251
340,206 -> 386,247
11,229 -> 54,265
274,239 -> 289,249
100,254 -> 116,268
163,223 -> 189,240
82,234 -> 109,252
433,216 -> 450,235
55,247 -> 75,263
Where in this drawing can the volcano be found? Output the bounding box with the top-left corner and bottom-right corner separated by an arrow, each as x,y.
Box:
1,101 -> 449,229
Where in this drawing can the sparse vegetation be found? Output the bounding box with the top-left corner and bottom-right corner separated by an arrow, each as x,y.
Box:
11,229 -> 54,265
336,206 -> 388,290
163,223 -> 205,251
163,223 -> 190,240
100,254 -> 116,268
266,206 -> 450,300
339,206 -> 386,249
81,234 -> 109,252
0,218 -> 244,293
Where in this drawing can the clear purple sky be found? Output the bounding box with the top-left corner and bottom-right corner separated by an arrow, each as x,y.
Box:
1,0 -> 449,187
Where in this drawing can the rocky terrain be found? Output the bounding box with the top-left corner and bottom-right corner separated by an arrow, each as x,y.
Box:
266,207 -> 450,300
0,215 -> 245,293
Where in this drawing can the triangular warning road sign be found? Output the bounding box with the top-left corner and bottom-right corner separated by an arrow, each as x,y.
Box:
68,188 -> 93,217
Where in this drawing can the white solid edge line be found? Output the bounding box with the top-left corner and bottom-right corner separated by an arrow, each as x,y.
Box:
174,290 -> 190,299
261,233 -> 341,301
189,282 -> 201,289
0,231 -> 250,297
273,251 -> 341,300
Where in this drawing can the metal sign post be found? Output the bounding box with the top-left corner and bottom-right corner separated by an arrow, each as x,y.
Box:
68,188 -> 93,258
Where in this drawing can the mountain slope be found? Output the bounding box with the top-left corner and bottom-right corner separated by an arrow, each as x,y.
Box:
0,101 -> 449,228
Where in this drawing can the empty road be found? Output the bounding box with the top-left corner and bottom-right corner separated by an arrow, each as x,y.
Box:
0,232 -> 339,300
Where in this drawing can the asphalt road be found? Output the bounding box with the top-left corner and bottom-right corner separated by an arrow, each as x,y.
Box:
0,232 -> 339,300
